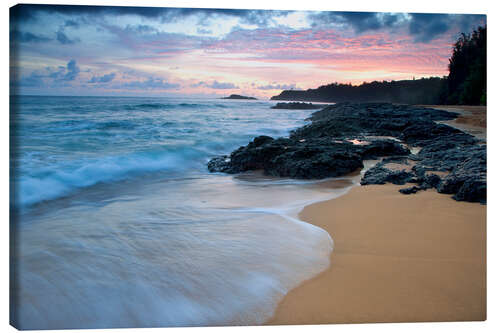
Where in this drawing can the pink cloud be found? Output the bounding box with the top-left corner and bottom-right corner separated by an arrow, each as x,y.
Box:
201,28 -> 453,79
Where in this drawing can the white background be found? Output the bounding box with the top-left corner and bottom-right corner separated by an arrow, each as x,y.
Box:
2,0 -> 497,332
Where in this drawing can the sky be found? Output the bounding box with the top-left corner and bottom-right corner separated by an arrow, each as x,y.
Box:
9,5 -> 486,98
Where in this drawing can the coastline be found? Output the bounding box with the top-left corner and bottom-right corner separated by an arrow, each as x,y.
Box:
418,105 -> 486,141
264,104 -> 487,325
206,102 -> 487,325
267,183 -> 486,325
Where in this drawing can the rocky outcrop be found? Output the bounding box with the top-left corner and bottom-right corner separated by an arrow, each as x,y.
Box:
360,164 -> 415,185
221,94 -> 257,100
436,146 -> 486,203
208,102 -> 486,203
209,135 -> 409,179
271,102 -> 328,110
360,144 -> 486,203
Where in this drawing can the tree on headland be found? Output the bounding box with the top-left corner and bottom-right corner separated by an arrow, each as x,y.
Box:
271,77 -> 447,104
445,26 -> 486,105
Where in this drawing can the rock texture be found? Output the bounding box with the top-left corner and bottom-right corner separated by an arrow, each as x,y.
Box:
271,102 -> 328,110
208,102 -> 486,203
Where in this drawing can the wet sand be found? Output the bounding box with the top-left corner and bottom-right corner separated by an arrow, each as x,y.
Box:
267,184 -> 486,325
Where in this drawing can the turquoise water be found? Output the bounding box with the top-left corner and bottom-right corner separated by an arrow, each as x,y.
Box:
11,96 -> 318,207
10,96 -> 355,329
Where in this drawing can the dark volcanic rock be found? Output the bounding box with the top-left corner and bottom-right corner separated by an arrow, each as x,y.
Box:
207,156 -> 232,173
416,142 -> 481,171
208,102 -> 486,203
401,122 -> 476,147
208,136 -> 409,179
437,145 -> 486,203
267,147 -> 363,179
360,164 -> 414,185
421,174 -> 442,189
271,102 -> 328,110
290,103 -> 460,141
360,140 -> 409,159
453,179 -> 486,203
399,186 -> 421,194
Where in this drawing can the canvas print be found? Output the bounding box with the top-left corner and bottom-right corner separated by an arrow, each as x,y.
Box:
9,4 -> 486,330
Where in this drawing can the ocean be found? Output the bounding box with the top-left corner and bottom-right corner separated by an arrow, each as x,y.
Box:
10,96 -> 360,329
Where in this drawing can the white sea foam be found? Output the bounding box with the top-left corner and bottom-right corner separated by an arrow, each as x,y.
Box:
11,96 -> 346,329
12,173 -> 344,329
15,149 -> 204,206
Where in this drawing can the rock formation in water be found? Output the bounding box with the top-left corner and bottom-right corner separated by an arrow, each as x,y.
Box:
221,94 -> 257,100
208,103 -> 486,203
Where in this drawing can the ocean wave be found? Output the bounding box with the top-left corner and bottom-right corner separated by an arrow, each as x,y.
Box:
97,121 -> 137,130
42,120 -> 98,132
135,103 -> 168,109
119,103 -> 169,111
41,120 -> 141,133
178,103 -> 203,107
14,148 -> 205,207
123,102 -> 207,110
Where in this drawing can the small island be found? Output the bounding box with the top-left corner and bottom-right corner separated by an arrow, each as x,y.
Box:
271,102 -> 329,110
221,94 -> 257,100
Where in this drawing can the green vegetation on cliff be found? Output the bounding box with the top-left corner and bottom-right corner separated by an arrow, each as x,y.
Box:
271,77 -> 447,104
445,26 -> 486,105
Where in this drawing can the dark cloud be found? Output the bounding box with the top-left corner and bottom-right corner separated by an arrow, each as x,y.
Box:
257,83 -> 297,90
10,4 -> 290,27
63,60 -> 80,81
13,71 -> 45,87
11,59 -> 80,87
102,26 -> 209,56
309,11 -> 485,42
10,4 -> 169,21
408,14 -> 452,42
124,24 -> 158,34
88,73 -> 116,83
191,80 -> 238,89
209,81 -> 238,89
56,30 -> 80,44
334,12 -> 383,31
121,77 -> 180,90
309,11 -> 402,32
64,19 -> 79,28
48,66 -> 66,79
455,14 -> 487,33
408,13 -> 486,42
40,60 -> 80,82
10,30 -> 52,43
238,10 -> 291,26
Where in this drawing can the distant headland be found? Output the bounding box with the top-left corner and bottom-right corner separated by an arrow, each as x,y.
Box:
221,94 -> 257,100
270,78 -> 447,105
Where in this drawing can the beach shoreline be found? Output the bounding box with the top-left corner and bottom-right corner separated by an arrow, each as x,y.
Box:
266,183 -> 486,325
204,102 -> 487,325
418,105 -> 486,141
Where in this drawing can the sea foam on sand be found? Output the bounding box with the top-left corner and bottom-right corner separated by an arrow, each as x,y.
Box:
11,171 -> 361,329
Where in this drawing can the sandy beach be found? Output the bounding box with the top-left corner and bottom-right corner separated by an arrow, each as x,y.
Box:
267,184 -> 486,325
418,105 -> 486,141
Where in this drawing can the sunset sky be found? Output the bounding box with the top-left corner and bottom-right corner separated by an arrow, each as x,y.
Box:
10,5 -> 486,98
